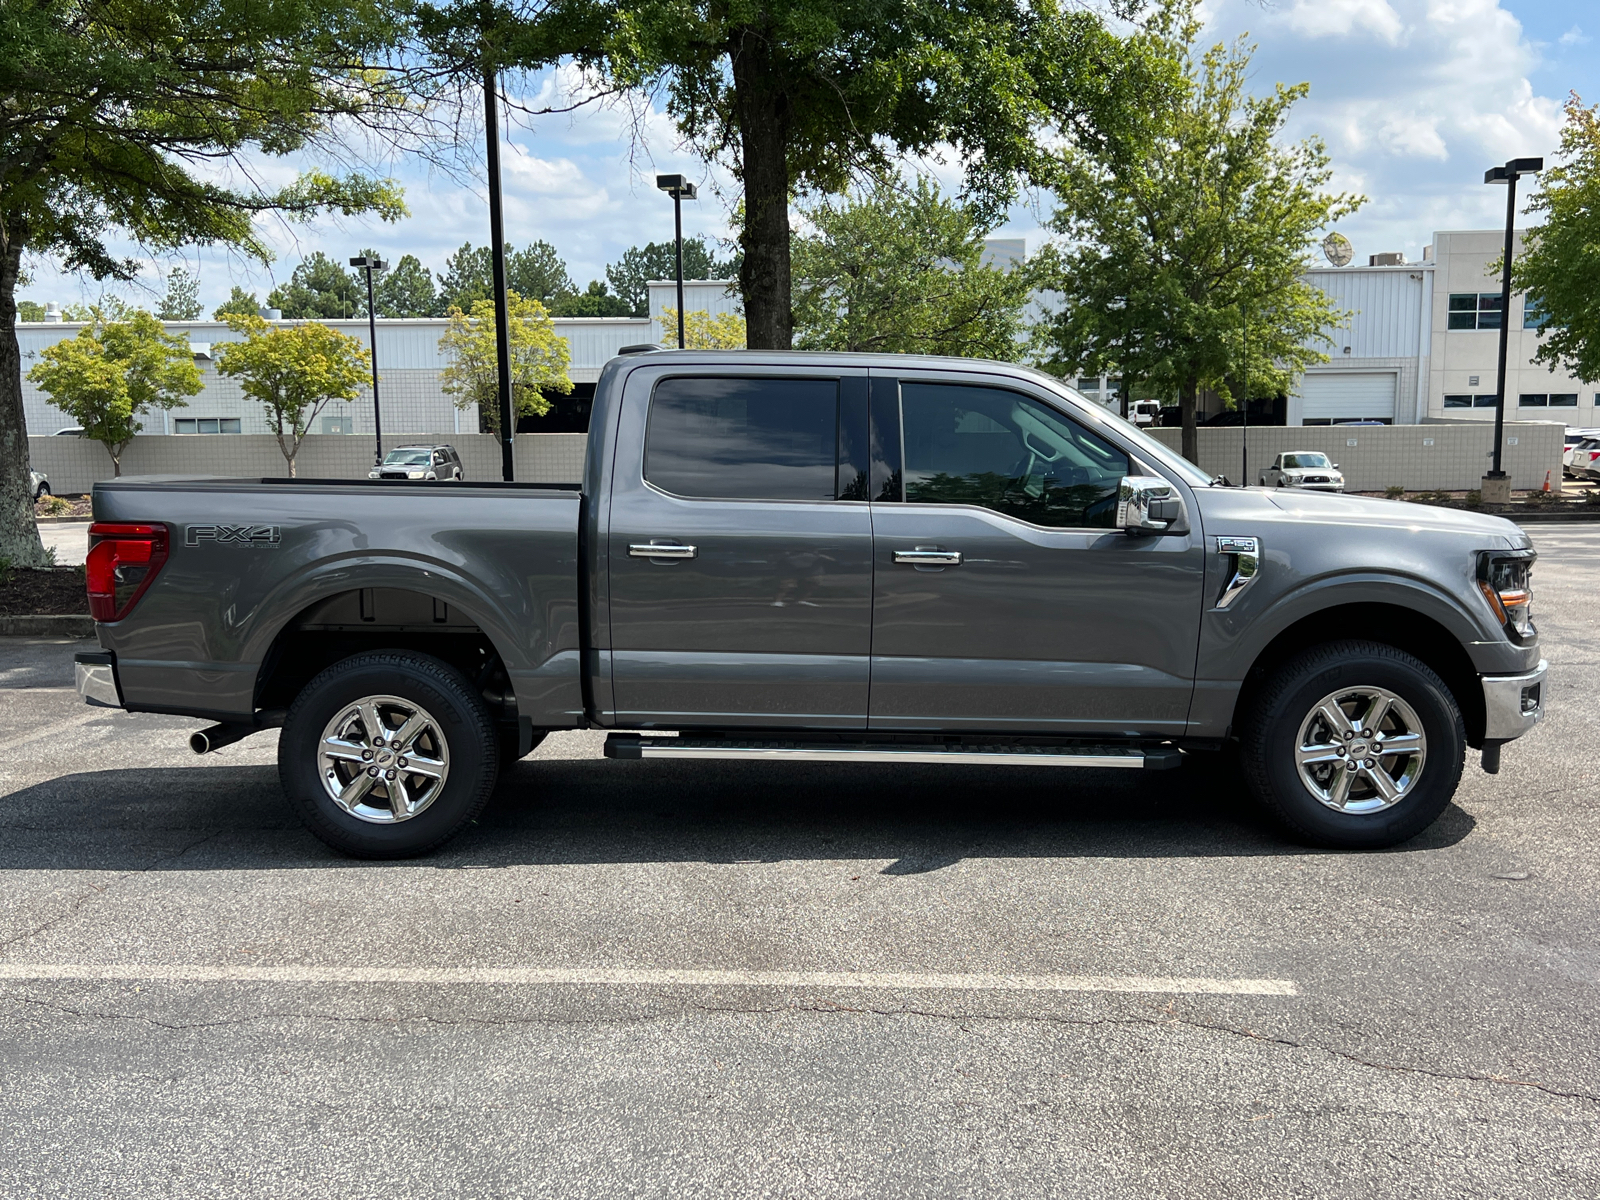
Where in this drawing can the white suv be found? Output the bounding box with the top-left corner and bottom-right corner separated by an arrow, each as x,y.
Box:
368,445 -> 465,481
1259,451 -> 1345,492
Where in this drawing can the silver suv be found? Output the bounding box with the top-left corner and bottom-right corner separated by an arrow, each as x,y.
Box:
368,445 -> 465,482
1260,451 -> 1345,492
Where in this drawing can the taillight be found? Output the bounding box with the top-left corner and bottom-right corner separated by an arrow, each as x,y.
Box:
86,523 -> 169,622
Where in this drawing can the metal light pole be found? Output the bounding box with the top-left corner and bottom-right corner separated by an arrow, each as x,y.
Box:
1482,156 -> 1543,501
350,255 -> 388,463
484,66 -> 515,482
1241,302 -> 1249,486
655,174 -> 698,348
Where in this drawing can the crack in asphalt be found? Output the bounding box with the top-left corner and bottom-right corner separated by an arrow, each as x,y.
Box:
3,990 -> 1596,1106
0,830 -> 223,955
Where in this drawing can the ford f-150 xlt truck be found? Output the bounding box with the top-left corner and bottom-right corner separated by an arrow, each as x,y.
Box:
74,350 -> 1546,857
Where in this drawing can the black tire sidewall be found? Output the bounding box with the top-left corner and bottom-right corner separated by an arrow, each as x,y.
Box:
279,652 -> 498,857
1246,644 -> 1465,849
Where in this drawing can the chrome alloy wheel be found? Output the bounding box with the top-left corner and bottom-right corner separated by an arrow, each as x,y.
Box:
316,695 -> 450,824
1294,686 -> 1427,815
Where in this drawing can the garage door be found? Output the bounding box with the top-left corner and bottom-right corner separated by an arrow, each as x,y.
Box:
1298,372 -> 1396,423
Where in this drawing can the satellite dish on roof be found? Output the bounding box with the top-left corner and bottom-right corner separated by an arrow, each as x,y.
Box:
1322,232 -> 1354,267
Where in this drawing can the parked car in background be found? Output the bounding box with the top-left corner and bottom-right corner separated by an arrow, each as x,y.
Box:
30,468 -> 50,501
1576,438 -> 1600,482
368,445 -> 465,481
53,427 -> 85,437
1562,429 -> 1600,477
1260,451 -> 1346,492
1128,400 -> 1162,427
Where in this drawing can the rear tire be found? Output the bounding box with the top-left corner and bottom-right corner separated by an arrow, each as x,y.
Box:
279,651 -> 499,858
1240,640 -> 1464,849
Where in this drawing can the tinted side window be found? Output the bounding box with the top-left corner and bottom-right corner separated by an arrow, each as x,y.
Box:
646,377 -> 839,500
900,383 -> 1129,528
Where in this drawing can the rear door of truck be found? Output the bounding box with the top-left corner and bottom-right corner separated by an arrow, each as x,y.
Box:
604,362 -> 875,728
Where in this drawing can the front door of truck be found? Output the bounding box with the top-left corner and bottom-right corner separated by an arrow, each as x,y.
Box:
606,366 -> 876,728
866,371 -> 1206,736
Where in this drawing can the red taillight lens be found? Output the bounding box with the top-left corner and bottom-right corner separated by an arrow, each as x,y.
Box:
86,523 -> 169,622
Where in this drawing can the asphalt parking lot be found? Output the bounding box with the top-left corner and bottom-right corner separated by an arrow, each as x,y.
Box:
1,528 -> 1596,1198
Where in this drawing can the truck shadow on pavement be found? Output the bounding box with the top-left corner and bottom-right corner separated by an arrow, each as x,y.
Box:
0,753 -> 1477,871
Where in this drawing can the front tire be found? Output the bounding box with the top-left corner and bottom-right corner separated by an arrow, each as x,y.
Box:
279,651 -> 499,858
1240,640 -> 1465,849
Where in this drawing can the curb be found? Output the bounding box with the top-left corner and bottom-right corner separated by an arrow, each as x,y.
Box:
34,516 -> 91,525
1505,511 -> 1600,524
0,614 -> 95,637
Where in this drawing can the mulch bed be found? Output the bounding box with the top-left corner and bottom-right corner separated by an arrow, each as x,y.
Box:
0,567 -> 88,616
35,495 -> 93,519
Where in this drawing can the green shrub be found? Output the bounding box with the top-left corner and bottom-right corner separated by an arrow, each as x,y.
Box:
37,494 -> 72,516
1384,485 -> 1405,499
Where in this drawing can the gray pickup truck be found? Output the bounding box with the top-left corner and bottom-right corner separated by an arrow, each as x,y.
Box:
74,350 -> 1545,857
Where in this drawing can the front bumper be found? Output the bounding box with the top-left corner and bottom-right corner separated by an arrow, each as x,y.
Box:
1289,480 -> 1345,492
1482,659 -> 1547,741
74,651 -> 122,709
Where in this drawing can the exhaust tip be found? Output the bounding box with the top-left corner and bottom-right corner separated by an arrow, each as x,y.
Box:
189,730 -> 211,755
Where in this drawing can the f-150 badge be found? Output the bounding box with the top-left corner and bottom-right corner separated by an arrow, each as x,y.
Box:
186,524 -> 281,547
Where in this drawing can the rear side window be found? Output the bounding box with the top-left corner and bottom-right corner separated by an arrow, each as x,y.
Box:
900,383 -> 1129,528
645,377 -> 839,500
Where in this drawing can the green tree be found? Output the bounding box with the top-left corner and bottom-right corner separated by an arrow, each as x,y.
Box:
217,315 -> 370,476
1034,1 -> 1358,462
26,310 -> 201,475
439,291 -> 572,434
550,280 -> 632,318
269,252 -> 364,319
156,269 -> 203,321
514,0 -> 1157,350
372,253 -> 439,317
605,238 -> 729,316
16,301 -> 46,323
792,177 -> 1037,359
437,241 -> 575,312
658,308 -> 746,349
0,0 -> 408,565
213,286 -> 263,321
1509,94 -> 1600,384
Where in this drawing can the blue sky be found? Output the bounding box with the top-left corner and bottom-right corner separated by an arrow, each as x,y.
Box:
27,0 -> 1600,313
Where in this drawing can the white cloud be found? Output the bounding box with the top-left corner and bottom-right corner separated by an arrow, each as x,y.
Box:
1283,0 -> 1405,44
1558,24 -> 1588,47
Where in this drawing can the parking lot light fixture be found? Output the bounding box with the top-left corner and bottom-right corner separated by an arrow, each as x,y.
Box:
655,174 -> 698,349
1483,156 -> 1543,496
350,255 -> 388,463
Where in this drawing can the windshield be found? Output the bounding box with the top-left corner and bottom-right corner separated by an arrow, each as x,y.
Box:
384,450 -> 432,466
1282,453 -> 1331,469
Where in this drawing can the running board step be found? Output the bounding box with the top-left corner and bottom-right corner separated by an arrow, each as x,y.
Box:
605,735 -> 1181,770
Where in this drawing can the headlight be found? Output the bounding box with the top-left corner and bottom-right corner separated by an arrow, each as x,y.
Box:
367,470 -> 380,478
1478,552 -> 1535,640
407,469 -> 425,479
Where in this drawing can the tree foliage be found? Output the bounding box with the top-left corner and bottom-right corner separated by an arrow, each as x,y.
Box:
550,280 -> 632,318
438,291 -> 572,434
0,0 -> 410,563
1033,1 -> 1359,462
658,308 -> 747,349
1509,93 -> 1600,385
269,252 -> 365,320
437,242 -> 575,312
792,177 -> 1037,359
373,253 -> 440,317
213,286 -> 263,321
156,269 -> 203,321
26,310 -> 200,474
216,315 -> 370,475
606,238 -> 731,317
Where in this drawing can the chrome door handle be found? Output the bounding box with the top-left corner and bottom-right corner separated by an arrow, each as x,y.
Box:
629,542 -> 697,559
893,549 -> 962,565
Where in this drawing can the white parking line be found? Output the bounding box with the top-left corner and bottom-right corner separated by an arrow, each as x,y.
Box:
0,963 -> 1299,995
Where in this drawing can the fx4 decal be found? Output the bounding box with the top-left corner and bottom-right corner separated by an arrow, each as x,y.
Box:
186,524 -> 282,548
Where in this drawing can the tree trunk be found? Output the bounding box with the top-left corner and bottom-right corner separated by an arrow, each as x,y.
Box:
1179,377 -> 1200,467
0,227 -> 50,567
730,25 -> 793,350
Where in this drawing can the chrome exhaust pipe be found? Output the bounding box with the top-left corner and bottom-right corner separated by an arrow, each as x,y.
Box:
190,723 -> 256,755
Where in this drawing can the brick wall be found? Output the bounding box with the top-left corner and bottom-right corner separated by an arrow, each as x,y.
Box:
30,433 -> 588,495
1145,422 -> 1564,492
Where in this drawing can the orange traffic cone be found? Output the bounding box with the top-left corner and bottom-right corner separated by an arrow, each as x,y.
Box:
1543,470 -> 1552,493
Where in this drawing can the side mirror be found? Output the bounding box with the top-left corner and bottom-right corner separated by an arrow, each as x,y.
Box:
1118,475 -> 1179,535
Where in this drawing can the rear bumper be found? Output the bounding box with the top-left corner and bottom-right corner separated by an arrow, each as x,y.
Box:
74,650 -> 122,709
1482,659 -> 1547,741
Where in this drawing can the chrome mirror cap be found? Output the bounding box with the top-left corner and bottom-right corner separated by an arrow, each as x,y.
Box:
1118,475 -> 1177,535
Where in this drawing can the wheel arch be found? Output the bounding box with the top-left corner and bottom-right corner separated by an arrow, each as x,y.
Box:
1231,602 -> 1486,748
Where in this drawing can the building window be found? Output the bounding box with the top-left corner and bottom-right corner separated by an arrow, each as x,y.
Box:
1448,293 -> 1503,331
173,418 -> 242,434
1474,395 -> 1498,408
1550,393 -> 1578,407
1519,394 -> 1548,407
1076,377 -> 1101,392
1443,395 -> 1472,409
1523,297 -> 1550,331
